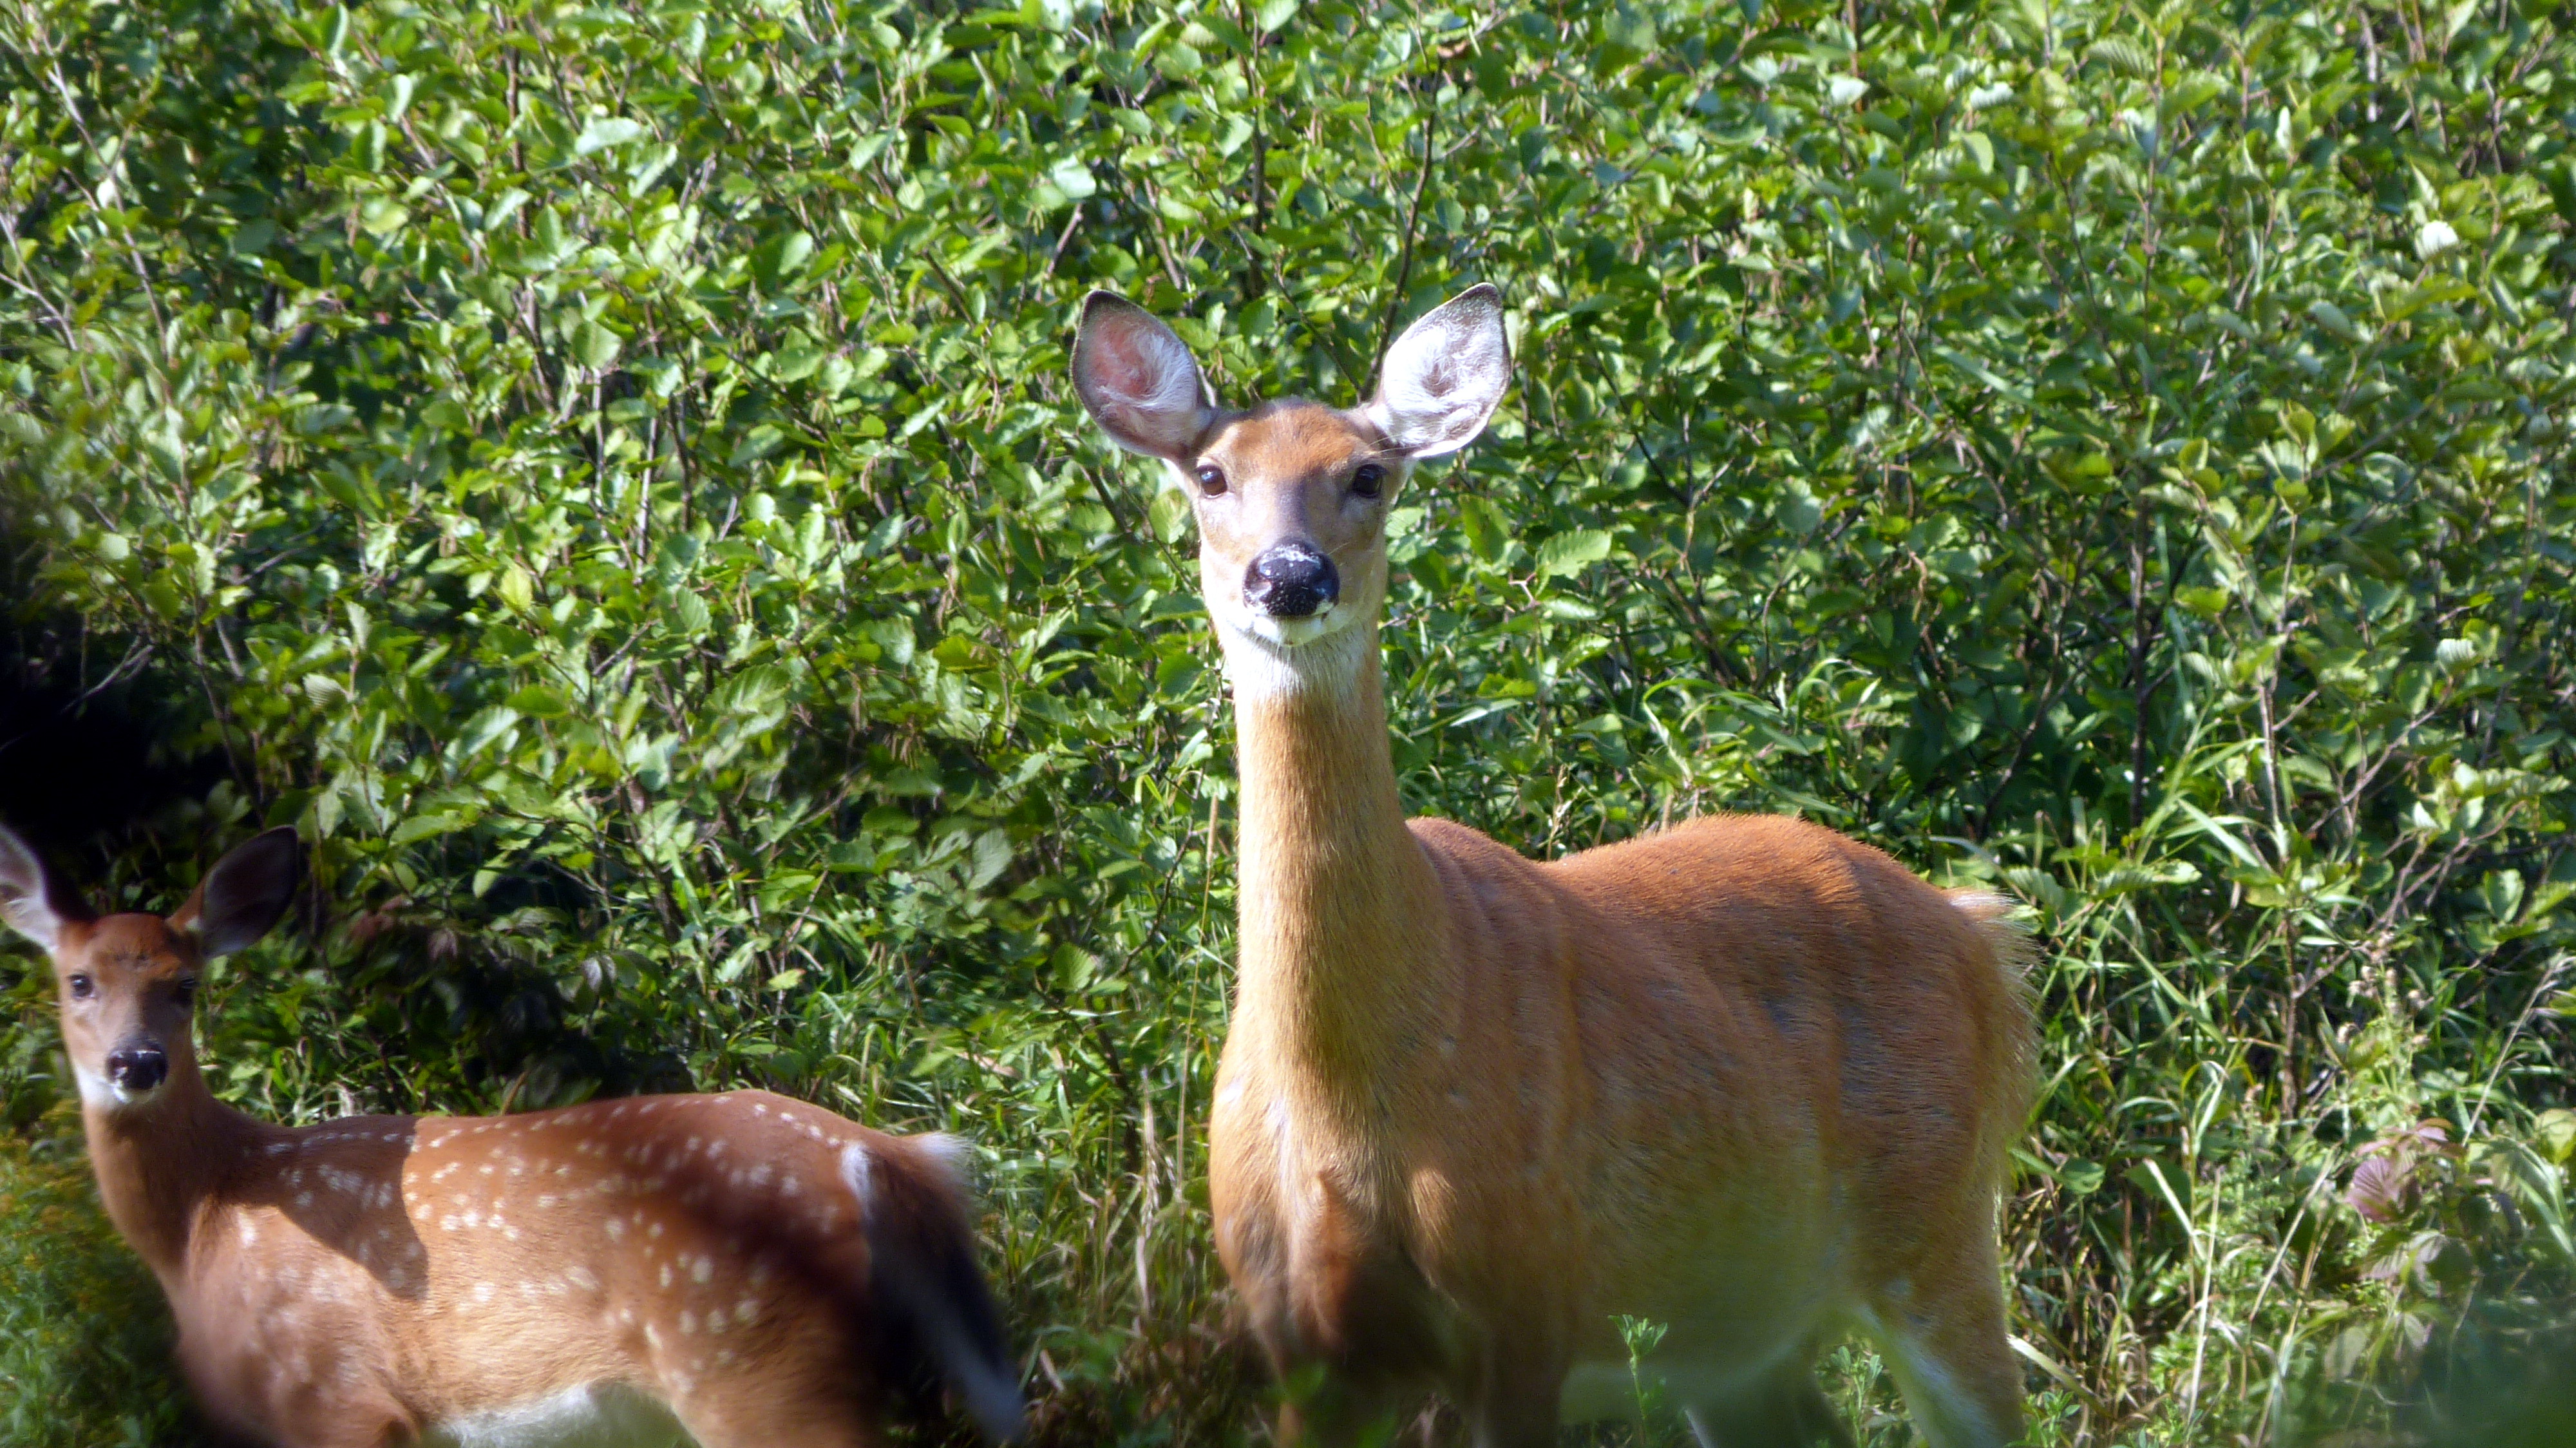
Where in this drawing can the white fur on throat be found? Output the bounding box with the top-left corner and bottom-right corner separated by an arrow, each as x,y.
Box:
1216,613 -> 1371,701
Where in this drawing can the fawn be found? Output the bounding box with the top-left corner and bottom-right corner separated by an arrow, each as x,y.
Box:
0,823 -> 1023,1448
1072,285 -> 2034,1447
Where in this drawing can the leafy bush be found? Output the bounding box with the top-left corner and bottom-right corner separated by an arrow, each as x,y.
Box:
3,0 -> 2572,1442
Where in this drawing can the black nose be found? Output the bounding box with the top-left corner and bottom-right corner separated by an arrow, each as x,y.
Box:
1243,542 -> 1339,619
106,1043 -> 167,1094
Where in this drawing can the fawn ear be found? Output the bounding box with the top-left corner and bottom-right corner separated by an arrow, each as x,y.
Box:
1073,292 -> 1216,461
171,828 -> 301,958
1363,283 -> 1511,459
0,825 -> 77,954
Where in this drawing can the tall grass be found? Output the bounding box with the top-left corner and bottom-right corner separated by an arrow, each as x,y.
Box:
3,0 -> 2573,1441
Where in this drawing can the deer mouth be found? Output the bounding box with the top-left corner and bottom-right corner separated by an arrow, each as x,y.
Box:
1242,601 -> 1342,649
74,1058 -> 167,1110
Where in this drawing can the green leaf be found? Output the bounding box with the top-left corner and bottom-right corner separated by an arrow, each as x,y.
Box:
1536,529 -> 1613,578
571,321 -> 621,370
753,229 -> 815,285
2307,300 -> 2369,343
574,117 -> 648,155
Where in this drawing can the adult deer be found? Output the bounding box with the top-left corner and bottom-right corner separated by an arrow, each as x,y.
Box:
1072,286 -> 2034,1447
0,823 -> 1023,1448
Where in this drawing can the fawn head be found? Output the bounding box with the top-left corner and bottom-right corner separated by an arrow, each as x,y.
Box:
1072,285 -> 1510,674
0,825 -> 300,1112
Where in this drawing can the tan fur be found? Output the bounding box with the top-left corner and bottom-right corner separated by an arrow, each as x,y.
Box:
17,856 -> 1017,1448
1080,295 -> 2037,1448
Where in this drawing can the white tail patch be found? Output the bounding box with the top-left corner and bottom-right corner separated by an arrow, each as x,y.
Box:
839,1141 -> 875,1217
1944,890 -> 2015,921
912,1132 -> 976,1194
1947,889 -> 2038,980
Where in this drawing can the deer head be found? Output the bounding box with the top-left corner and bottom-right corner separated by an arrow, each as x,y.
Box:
1072,285 -> 1511,687
0,825 -> 300,1112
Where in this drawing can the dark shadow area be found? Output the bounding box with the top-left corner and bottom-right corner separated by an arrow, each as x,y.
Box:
0,610 -> 227,866
2403,1303 -> 2576,1447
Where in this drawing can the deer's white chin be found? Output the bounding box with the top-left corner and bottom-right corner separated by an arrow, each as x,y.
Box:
73,1062 -> 158,1111
1215,609 -> 1370,699
1242,606 -> 1341,649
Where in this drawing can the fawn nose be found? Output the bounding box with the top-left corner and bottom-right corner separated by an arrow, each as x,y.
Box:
106,1042 -> 167,1094
1244,542 -> 1339,619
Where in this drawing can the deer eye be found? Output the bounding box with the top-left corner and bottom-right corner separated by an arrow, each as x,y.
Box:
1193,464 -> 1227,497
1351,463 -> 1386,499
175,978 -> 200,1007
68,974 -> 93,1000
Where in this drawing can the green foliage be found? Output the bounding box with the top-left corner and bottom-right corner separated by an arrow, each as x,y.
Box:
0,1124 -> 202,1447
3,0 -> 2573,1442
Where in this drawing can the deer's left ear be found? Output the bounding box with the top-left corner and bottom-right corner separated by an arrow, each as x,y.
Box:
1072,292 -> 1217,461
0,825 -> 75,954
171,828 -> 302,958
1363,283 -> 1511,459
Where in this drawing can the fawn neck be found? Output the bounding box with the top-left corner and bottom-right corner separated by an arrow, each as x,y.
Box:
1227,622 -> 1449,1109
82,1052 -> 254,1275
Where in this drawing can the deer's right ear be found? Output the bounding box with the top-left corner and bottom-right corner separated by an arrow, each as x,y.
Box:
0,826 -> 73,953
171,827 -> 302,958
1072,292 -> 1215,460
1363,283 -> 1511,459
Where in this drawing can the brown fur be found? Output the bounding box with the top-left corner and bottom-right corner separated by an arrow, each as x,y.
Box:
1074,291 -> 2036,1448
7,835 -> 1019,1448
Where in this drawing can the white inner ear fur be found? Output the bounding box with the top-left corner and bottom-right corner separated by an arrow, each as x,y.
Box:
0,829 -> 62,953
1100,324 -> 1204,417
1078,304 -> 1214,458
1365,293 -> 1510,458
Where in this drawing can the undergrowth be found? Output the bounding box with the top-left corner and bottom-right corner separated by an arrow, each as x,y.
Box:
3,0 -> 2573,1442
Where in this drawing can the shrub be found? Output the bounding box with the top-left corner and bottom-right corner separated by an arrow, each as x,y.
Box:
2,0 -> 2571,1441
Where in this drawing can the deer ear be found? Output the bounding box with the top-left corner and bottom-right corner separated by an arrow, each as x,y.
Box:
171,828 -> 301,958
1363,283 -> 1511,459
1072,292 -> 1216,461
0,825 -> 75,954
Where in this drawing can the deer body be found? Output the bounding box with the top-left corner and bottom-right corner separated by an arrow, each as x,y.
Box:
1074,289 -> 2032,1447
1,830 -> 1022,1448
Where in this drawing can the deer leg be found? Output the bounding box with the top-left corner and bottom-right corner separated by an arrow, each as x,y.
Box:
1861,1239 -> 2022,1448
1274,1369 -> 1420,1448
279,1411 -> 412,1448
673,1390 -> 876,1448
1681,1358 -> 1855,1448
1460,1338 -> 1567,1448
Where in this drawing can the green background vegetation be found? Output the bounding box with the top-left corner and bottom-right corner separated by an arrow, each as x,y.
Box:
3,0 -> 2573,1441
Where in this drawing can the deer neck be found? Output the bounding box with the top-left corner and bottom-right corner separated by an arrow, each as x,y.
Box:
80,1054 -> 255,1276
1223,620 -> 1448,1108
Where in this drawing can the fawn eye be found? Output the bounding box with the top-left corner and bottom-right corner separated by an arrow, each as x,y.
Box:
68,974 -> 93,1000
1194,464 -> 1227,497
1351,463 -> 1386,499
175,978 -> 200,1006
